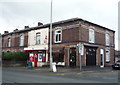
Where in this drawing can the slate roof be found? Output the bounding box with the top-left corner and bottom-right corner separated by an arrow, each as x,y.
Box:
2,18 -> 115,36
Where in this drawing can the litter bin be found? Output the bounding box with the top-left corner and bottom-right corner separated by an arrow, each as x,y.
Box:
28,61 -> 32,68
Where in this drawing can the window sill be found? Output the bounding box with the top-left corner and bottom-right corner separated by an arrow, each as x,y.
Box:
54,41 -> 62,44
89,41 -> 94,43
106,61 -> 110,63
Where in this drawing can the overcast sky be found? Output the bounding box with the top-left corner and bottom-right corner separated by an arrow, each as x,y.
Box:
0,0 -> 119,50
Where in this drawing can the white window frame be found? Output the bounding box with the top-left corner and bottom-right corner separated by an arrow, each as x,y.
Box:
106,48 -> 110,62
36,32 -> 41,44
106,33 -> 110,46
8,38 -> 11,47
54,29 -> 62,43
89,29 -> 95,43
20,35 -> 24,46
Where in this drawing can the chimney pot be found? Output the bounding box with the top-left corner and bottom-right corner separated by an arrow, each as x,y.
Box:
38,22 -> 43,26
4,31 -> 9,34
14,29 -> 18,32
25,26 -> 29,29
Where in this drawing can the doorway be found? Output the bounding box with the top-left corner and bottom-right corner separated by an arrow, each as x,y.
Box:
100,49 -> 104,67
69,48 -> 76,67
86,47 -> 97,66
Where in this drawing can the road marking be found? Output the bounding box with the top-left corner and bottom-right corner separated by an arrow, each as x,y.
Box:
56,74 -> 65,76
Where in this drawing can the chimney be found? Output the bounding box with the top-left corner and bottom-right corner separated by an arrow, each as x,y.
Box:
4,31 -> 9,34
24,26 -> 29,29
38,22 -> 43,26
14,29 -> 18,32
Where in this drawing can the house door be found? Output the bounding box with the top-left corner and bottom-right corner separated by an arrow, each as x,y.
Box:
100,49 -> 104,67
86,47 -> 96,66
69,48 -> 76,67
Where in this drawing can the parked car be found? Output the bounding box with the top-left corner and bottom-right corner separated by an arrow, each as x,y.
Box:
112,60 -> 120,70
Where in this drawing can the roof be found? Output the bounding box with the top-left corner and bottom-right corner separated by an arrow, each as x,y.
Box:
2,17 -> 115,36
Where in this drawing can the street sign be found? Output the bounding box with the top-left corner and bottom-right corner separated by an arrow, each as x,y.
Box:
79,44 -> 84,55
78,43 -> 84,71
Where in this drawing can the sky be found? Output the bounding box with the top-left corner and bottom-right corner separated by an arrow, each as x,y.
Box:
0,0 -> 119,50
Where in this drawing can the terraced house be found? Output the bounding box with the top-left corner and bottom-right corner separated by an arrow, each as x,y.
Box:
1,18 -> 115,67
24,25 -> 49,67
2,27 -> 29,53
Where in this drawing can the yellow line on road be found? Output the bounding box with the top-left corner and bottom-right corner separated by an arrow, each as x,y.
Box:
56,74 -> 65,76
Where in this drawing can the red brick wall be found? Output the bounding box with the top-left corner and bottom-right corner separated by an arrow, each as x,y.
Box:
2,32 -> 28,52
51,20 -> 115,67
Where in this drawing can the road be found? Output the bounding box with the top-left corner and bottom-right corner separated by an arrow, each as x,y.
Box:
2,67 -> 119,83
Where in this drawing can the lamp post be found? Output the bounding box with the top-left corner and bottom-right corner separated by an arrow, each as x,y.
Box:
50,0 -> 53,71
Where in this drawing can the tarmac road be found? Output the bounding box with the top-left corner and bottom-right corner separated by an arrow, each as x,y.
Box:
2,67 -> 119,83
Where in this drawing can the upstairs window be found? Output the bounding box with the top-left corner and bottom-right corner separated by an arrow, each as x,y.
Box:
106,33 -> 110,46
54,29 -> 62,43
8,38 -> 11,47
89,29 -> 95,43
20,35 -> 24,46
36,32 -> 41,44
106,48 -> 110,62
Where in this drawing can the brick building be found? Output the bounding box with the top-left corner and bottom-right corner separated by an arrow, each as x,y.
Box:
2,27 -> 29,53
51,18 -> 115,67
115,50 -> 120,62
1,18 -> 115,67
24,27 -> 49,67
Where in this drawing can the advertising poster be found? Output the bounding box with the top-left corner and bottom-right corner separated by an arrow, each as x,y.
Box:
29,53 -> 34,61
38,53 -> 42,62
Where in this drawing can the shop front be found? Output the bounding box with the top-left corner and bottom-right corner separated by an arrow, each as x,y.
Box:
24,48 -> 48,67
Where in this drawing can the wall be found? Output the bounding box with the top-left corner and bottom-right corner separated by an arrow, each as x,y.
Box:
28,27 -> 49,49
2,32 -> 28,52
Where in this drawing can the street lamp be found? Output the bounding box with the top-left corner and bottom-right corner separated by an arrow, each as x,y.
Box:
50,0 -> 53,71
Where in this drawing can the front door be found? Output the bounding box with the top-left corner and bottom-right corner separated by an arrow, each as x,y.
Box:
86,47 -> 96,66
100,49 -> 104,67
69,48 -> 76,67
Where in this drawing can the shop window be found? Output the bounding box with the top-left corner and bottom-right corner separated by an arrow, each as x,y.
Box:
36,32 -> 41,44
20,35 -> 24,46
54,29 -> 62,43
8,38 -> 11,47
106,48 -> 110,62
53,51 -> 64,63
89,29 -> 95,43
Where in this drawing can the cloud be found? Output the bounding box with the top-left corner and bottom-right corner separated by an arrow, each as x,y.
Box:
0,0 -> 119,50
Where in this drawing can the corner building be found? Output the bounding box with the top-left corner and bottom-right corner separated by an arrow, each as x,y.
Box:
51,18 -> 115,67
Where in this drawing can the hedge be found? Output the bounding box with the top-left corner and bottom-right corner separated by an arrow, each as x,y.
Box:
2,52 -> 29,61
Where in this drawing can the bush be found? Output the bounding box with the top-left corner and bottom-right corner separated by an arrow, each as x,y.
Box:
2,52 -> 29,61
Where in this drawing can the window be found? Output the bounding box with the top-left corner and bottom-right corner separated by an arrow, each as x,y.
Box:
106,33 -> 110,46
8,38 -> 11,47
54,29 -> 62,43
106,48 -> 110,62
36,32 -> 41,44
89,29 -> 95,43
20,35 -> 24,46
